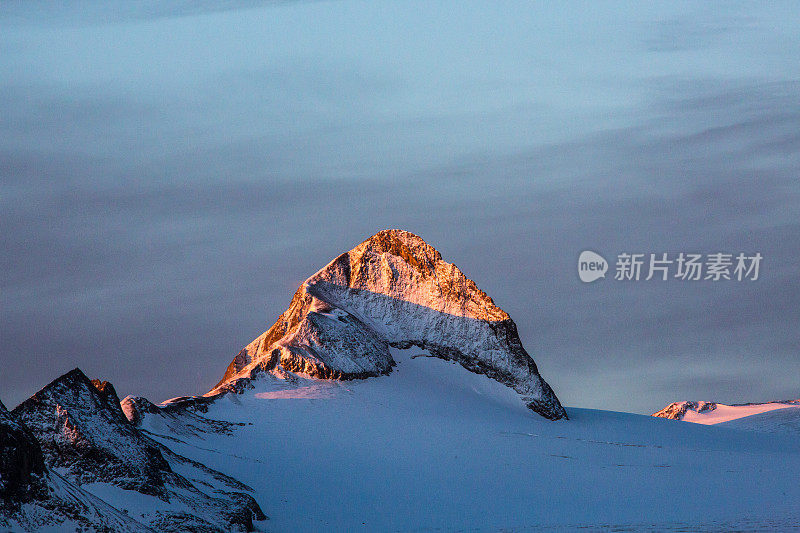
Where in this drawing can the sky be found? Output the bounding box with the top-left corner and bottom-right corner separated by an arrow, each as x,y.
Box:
1,1 -> 799,414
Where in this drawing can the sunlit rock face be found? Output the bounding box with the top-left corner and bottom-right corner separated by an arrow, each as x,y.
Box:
214,229 -> 567,420
653,401 -> 719,420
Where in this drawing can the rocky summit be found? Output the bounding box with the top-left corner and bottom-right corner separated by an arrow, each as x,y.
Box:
213,229 -> 567,420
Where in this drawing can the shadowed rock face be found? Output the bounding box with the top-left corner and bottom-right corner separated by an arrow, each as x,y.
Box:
12,368 -> 172,496
7,370 -> 267,532
0,401 -> 47,509
214,229 -> 567,420
1,400 -> 158,532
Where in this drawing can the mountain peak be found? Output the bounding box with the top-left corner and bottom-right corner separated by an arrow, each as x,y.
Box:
12,368 -> 172,496
212,230 -> 566,420
6,369 -> 267,530
305,229 -> 508,323
363,228 -> 434,249
354,229 -> 442,272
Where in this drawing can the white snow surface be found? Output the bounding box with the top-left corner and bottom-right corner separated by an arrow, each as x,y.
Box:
139,347 -> 800,531
684,402 -> 800,425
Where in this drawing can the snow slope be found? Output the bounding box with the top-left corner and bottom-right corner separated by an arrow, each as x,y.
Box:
683,402 -> 799,424
140,347 -> 800,531
719,405 -> 800,434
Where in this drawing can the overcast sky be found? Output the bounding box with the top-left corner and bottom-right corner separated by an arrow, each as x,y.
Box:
2,1 -> 798,414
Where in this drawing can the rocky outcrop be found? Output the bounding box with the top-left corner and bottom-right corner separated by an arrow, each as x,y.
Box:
90,379 -> 121,405
1,399 -> 155,532
213,229 -> 567,420
6,369 -> 266,532
653,401 -> 718,420
13,368 -> 173,496
122,394 -> 242,440
120,395 -> 161,426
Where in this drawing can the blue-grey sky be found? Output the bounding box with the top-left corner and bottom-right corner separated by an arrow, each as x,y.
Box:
2,1 -> 798,414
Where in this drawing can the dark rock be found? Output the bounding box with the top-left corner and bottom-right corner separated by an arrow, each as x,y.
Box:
0,401 -> 47,509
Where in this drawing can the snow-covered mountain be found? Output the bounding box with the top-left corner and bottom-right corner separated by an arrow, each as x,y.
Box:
1,396 -> 154,532
2,229 -> 568,531
211,229 -> 567,420
653,399 -> 800,433
3,369 -> 265,532
3,230 -> 800,531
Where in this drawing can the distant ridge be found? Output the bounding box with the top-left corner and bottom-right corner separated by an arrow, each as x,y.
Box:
653,399 -> 800,433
